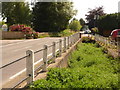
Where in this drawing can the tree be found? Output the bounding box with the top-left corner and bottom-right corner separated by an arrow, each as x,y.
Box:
69,19 -> 82,31
2,2 -> 32,26
85,6 -> 105,29
98,13 -> 119,36
32,2 -> 76,32
79,18 -> 85,26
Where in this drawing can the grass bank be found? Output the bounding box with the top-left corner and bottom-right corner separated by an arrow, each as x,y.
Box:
29,41 -> 119,89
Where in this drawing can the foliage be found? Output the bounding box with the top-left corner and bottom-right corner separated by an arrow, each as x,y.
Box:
9,24 -> 33,33
9,24 -> 39,39
2,2 -> 32,26
59,29 -> 74,36
79,18 -> 85,26
32,2 -> 77,32
69,19 -> 82,31
91,27 -> 98,34
29,42 -> 119,89
0,21 -> 5,28
39,33 -> 50,38
49,29 -> 75,37
82,37 -> 95,43
98,13 -> 120,36
85,6 -> 105,29
33,32 -> 39,39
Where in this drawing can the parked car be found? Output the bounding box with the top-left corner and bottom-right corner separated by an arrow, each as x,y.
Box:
84,29 -> 91,34
110,29 -> 120,41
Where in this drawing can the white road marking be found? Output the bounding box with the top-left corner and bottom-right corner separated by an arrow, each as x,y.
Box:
9,68 -> 26,80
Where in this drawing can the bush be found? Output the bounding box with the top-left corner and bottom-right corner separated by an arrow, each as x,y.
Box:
9,24 -> 40,39
9,24 -> 33,33
49,29 -> 75,37
29,43 -> 119,89
69,20 -> 82,31
33,32 -> 39,39
82,37 -> 95,43
91,27 -> 98,34
60,29 -> 74,37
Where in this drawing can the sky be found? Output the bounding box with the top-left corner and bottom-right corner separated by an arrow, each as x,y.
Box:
26,0 -> 120,21
1,0 -> 120,21
73,0 -> 120,20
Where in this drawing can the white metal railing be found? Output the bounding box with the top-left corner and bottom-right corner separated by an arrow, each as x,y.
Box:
93,34 -> 120,57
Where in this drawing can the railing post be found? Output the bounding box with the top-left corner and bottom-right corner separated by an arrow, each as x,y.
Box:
70,35 -> 72,46
79,32 -> 82,38
59,39 -> 62,56
64,37 -> 66,52
42,45 -> 47,72
67,36 -> 69,49
74,34 -> 75,43
117,35 -> 120,57
26,50 -> 34,85
77,33 -> 79,40
52,42 -> 56,62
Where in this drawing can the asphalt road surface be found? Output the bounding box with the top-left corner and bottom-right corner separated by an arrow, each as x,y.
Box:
1,37 -> 64,88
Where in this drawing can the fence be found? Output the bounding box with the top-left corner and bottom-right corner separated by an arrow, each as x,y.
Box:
93,34 -> 120,57
0,32 -> 81,88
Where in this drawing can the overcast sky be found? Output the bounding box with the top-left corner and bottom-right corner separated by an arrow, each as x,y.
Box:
27,0 -> 120,20
1,0 -> 120,21
73,0 -> 119,20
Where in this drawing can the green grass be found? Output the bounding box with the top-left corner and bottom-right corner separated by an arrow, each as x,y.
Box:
29,42 -> 119,89
43,29 -> 75,38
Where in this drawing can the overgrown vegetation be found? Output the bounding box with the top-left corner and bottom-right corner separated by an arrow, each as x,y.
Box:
30,39 -> 119,89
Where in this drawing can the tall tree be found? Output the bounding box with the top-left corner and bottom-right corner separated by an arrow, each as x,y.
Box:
85,6 -> 105,29
2,2 -> 32,26
32,2 -> 76,32
98,13 -> 119,36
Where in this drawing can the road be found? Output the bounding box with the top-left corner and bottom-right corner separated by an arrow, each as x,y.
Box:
0,37 -> 64,88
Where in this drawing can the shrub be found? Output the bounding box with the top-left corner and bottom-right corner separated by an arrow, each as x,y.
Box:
60,29 -> 74,37
49,29 -> 75,37
29,43 -> 119,89
9,24 -> 40,39
69,20 -> 82,31
33,32 -> 39,39
91,27 -> 98,34
9,24 -> 33,33
82,37 -> 95,43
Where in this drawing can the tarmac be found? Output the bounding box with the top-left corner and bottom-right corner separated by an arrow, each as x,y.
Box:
0,39 -> 27,46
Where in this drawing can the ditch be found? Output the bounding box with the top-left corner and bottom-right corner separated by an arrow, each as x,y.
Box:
29,37 -> 119,89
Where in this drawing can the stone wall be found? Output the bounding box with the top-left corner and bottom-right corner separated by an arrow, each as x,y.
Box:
1,31 -> 25,39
